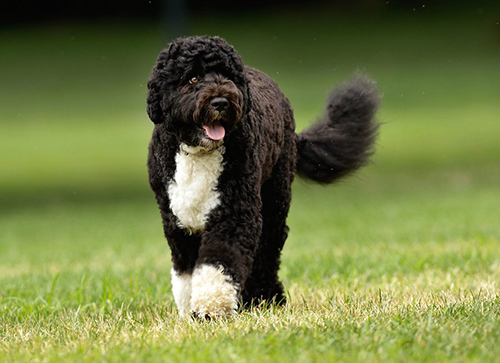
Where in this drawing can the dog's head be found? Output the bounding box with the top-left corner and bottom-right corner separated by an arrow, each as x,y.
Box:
147,36 -> 249,150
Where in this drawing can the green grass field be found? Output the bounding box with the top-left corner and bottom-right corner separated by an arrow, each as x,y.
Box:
1,9 -> 500,362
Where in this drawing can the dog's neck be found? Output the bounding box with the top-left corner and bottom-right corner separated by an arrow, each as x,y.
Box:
179,143 -> 223,156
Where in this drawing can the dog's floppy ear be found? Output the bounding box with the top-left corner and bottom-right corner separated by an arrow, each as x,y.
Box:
146,43 -> 176,124
146,77 -> 164,124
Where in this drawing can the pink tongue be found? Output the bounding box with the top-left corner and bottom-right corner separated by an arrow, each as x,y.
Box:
202,121 -> 225,141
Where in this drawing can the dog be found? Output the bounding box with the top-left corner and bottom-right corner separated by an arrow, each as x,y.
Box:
146,36 -> 379,318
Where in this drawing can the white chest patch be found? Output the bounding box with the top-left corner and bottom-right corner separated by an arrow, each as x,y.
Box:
168,144 -> 225,234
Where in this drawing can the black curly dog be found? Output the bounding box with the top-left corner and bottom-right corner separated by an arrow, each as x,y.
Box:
146,36 -> 379,318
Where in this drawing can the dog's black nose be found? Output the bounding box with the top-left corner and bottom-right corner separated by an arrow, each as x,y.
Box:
210,97 -> 229,112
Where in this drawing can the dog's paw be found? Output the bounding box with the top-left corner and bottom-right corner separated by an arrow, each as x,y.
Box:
171,268 -> 192,318
190,264 -> 239,318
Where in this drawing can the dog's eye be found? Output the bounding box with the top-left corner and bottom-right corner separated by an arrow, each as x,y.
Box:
189,77 -> 199,85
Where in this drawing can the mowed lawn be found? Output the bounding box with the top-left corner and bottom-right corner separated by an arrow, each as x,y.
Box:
1,10 -> 500,362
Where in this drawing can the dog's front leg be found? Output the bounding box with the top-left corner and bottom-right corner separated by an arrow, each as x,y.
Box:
189,174 -> 263,318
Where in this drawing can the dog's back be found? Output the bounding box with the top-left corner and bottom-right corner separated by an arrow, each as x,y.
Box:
244,66 -> 296,183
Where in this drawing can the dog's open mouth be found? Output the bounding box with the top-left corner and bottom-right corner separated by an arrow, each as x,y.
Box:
202,120 -> 225,141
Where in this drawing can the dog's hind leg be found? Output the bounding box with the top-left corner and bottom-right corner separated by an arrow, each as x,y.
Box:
242,154 -> 294,308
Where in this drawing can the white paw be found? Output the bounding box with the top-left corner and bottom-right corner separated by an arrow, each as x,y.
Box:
190,264 -> 239,318
171,268 -> 192,318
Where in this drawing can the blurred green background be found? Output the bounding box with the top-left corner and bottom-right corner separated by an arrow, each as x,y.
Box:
2,2 -> 500,359
1,1 -> 499,277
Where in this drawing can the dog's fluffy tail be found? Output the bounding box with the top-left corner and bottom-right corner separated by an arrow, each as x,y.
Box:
295,75 -> 380,184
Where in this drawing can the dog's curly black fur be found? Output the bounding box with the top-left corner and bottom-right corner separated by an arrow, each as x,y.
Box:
146,36 -> 379,318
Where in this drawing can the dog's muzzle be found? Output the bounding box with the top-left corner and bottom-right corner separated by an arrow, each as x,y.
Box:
210,97 -> 229,112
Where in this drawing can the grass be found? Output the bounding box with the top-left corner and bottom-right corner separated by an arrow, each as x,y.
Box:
1,7 -> 500,362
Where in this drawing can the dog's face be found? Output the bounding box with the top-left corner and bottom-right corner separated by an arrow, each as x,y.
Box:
147,36 -> 248,150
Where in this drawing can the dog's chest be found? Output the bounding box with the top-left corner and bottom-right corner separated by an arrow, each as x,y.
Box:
168,145 -> 225,233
